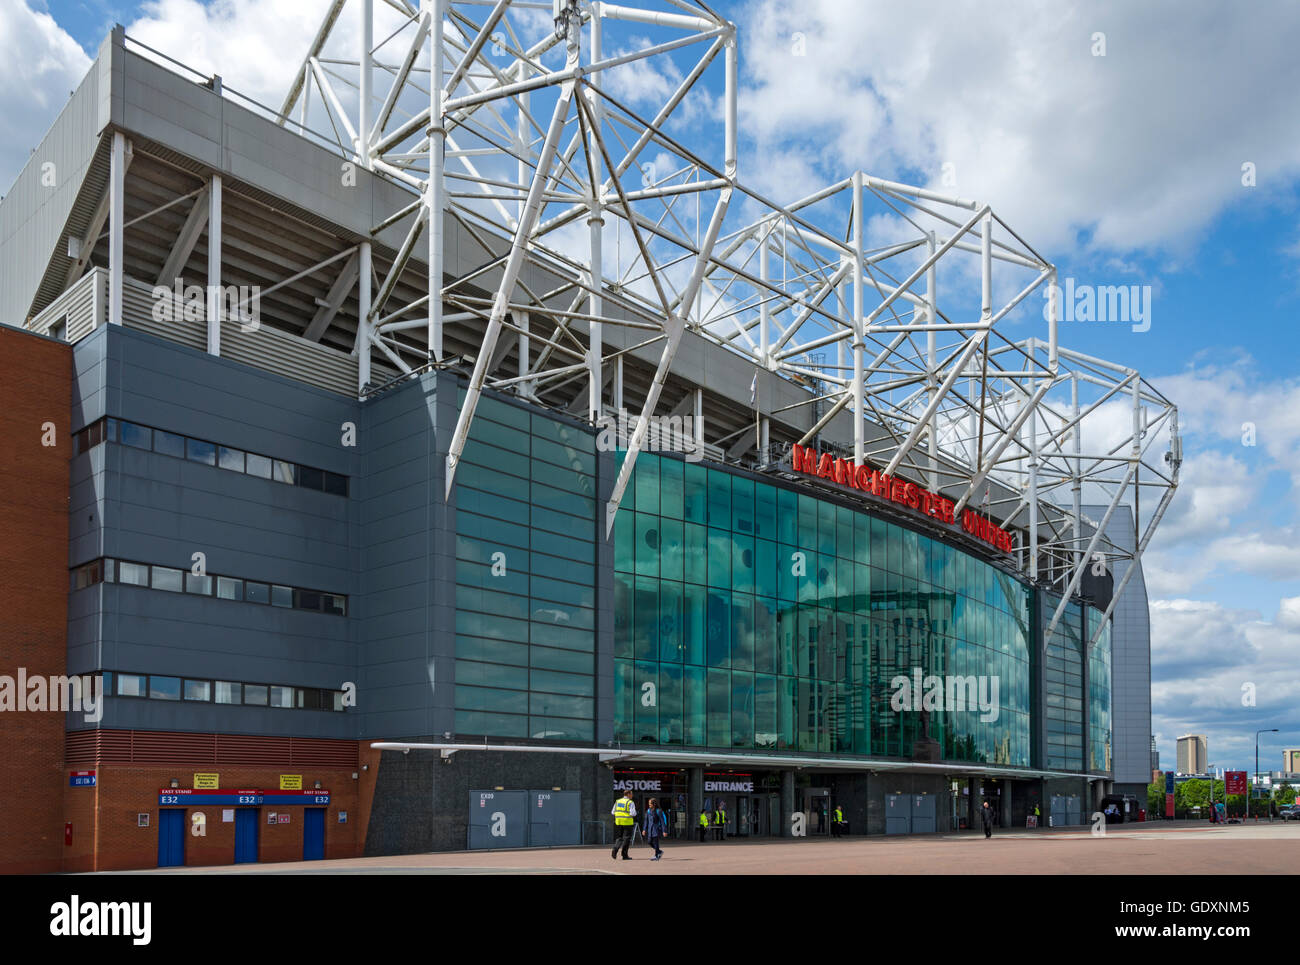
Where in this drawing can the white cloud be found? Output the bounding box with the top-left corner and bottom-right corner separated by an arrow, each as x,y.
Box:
736,0 -> 1300,261
1150,596 -> 1300,769
0,1 -> 92,195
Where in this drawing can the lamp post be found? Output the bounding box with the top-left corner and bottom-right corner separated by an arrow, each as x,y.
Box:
1207,763 -> 1216,823
1256,728 -> 1278,819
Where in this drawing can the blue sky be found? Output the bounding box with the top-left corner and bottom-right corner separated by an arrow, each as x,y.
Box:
8,0 -> 1300,777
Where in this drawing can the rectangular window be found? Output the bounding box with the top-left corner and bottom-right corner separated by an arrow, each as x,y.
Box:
118,561 -> 149,587
245,453 -> 272,479
216,576 -> 242,600
243,684 -> 269,706
245,581 -> 269,604
149,675 -> 181,700
294,589 -> 322,612
322,594 -> 346,616
119,421 -> 151,450
323,471 -> 348,497
152,430 -> 185,458
272,460 -> 296,484
269,685 -> 294,708
151,567 -> 183,592
116,673 -> 146,697
214,681 -> 241,704
218,446 -> 245,472
183,679 -> 211,701
270,585 -> 293,608
186,438 -> 217,466
297,466 -> 323,491
185,572 -> 212,595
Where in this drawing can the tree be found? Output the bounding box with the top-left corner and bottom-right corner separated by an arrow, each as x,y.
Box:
1147,780 -> 1164,816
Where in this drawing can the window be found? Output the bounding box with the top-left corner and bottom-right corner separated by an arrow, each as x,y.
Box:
119,421 -> 151,450
71,560 -> 103,590
214,681 -> 241,704
151,567 -> 183,592
244,581 -> 269,604
294,589 -> 322,612
185,573 -> 212,595
118,562 -> 149,587
243,684 -> 269,706
272,460 -> 295,484
322,593 -> 346,616
186,438 -> 216,466
245,453 -> 272,479
324,472 -> 348,497
218,446 -> 245,472
297,466 -> 324,491
271,584 -> 293,608
216,576 -> 242,600
116,673 -> 146,697
269,686 -> 294,708
153,430 -> 185,458
183,679 -> 211,701
149,676 -> 181,700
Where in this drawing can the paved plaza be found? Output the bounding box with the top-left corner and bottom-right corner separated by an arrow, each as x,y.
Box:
112,821 -> 1300,875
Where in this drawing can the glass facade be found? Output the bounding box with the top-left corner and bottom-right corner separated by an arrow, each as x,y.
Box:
447,396 -> 1112,775
453,393 -> 598,741
613,452 -> 1032,766
1043,592 -> 1084,772
1088,607 -> 1113,772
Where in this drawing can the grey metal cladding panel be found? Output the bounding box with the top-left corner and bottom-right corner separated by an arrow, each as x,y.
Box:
86,698 -> 355,739
108,328 -> 359,471
0,56 -> 102,323
104,591 -> 350,671
120,52 -> 223,168
358,506 -> 430,547
357,709 -> 434,739
358,682 -> 434,714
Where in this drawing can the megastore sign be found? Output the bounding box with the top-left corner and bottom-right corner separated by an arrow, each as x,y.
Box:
789,445 -> 1014,555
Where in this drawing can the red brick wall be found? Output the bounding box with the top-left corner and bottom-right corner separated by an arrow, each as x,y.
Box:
0,328 -> 70,875
69,760 -> 368,871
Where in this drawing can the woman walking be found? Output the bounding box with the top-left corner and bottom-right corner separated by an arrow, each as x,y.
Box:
642,797 -> 668,861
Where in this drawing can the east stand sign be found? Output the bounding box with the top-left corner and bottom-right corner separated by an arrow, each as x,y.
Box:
789,445 -> 1015,555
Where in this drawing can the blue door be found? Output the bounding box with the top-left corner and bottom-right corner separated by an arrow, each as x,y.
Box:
303,808 -> 325,860
234,808 -> 260,863
157,810 -> 185,867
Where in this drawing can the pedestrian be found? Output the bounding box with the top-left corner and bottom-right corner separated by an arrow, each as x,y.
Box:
611,788 -> 638,860
642,797 -> 667,860
981,800 -> 994,839
1032,803 -> 1041,828
719,802 -> 727,840
698,808 -> 709,842
832,803 -> 844,838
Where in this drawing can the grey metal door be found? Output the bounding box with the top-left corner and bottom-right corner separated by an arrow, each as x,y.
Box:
911,793 -> 936,833
886,793 -> 912,834
529,789 -> 580,847
469,790 -> 527,849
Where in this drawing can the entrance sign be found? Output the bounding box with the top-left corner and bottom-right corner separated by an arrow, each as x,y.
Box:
1225,771 -> 1247,796
789,445 -> 1014,554
705,780 -> 754,793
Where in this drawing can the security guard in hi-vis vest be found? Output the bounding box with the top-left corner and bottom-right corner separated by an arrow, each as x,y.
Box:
832,805 -> 845,837
611,790 -> 638,860
698,809 -> 710,842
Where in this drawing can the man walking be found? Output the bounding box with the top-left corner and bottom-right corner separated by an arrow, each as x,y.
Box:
1032,803 -> 1041,828
981,800 -> 994,839
698,808 -> 710,842
832,803 -> 845,837
642,797 -> 667,861
611,789 -> 638,860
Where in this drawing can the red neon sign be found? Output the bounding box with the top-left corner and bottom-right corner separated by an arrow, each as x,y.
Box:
789,444 -> 1015,555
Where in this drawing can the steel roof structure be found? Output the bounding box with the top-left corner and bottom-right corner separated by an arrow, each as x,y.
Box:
3,0 -> 1180,653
